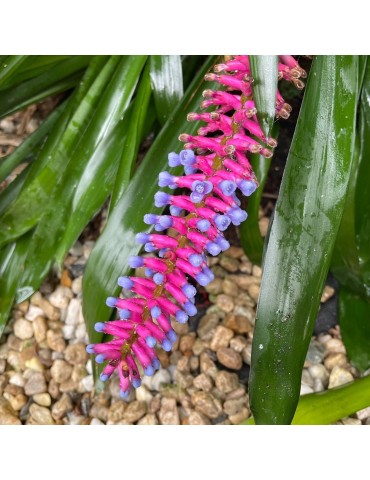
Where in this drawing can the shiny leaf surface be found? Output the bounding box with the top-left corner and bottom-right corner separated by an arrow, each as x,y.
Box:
249,56 -> 360,424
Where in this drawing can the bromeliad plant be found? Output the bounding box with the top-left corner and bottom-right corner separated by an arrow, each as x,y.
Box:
0,55 -> 370,424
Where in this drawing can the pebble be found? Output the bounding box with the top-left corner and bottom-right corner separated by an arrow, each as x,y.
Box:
356,406 -> 370,421
79,375 -> 94,392
216,348 -> 242,370
159,398 -> 180,425
0,359 -> 5,375
301,370 -> 314,388
259,217 -> 269,236
29,404 -> 55,424
71,276 -> 82,295
49,286 -> 73,309
223,314 -> 252,334
205,278 -> 223,295
6,393 -> 27,411
107,401 -> 127,424
247,284 -> 260,303
46,330 -> 66,352
220,256 -> 239,273
65,298 -> 81,325
13,319 -> 34,340
151,369 -> 171,391
324,353 -> 348,371
197,313 -> 220,340
31,293 -> 59,320
64,343 -> 88,365
242,344 -> 252,365
177,356 -> 190,373
25,357 -> 44,372
33,316 -> 47,343
188,411 -> 211,425
305,340 -> 326,365
229,407 -> 250,425
9,372 -> 25,387
328,366 -> 354,389
325,338 -> 346,354
192,338 -> 206,356
123,401 -> 147,423
223,398 -> 246,416
321,285 -> 335,303
342,417 -> 362,425
200,353 -> 218,379
225,246 -> 244,259
90,418 -> 104,425
300,384 -> 314,395
308,364 -> 329,386
25,305 -> 45,321
33,393 -> 51,407
24,372 -> 47,396
216,294 -> 234,313
230,336 -> 248,353
135,386 -> 153,404
221,278 -> 239,296
210,326 -> 234,351
191,391 -> 223,419
193,373 -> 213,392
138,414 -> 158,425
179,333 -> 196,354
50,359 -> 73,383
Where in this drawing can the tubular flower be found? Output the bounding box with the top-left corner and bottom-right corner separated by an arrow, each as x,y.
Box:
87,55 -> 306,398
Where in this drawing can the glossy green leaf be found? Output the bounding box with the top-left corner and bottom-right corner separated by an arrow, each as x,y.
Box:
150,55 -> 183,126
0,56 -> 28,89
249,56 -> 360,424
338,288 -> 370,370
244,374 -> 370,425
0,232 -> 32,339
82,56 -> 218,345
0,100 -> 68,183
239,57 -> 278,264
249,55 -> 278,138
16,56 -> 147,301
0,56 -> 91,119
110,63 -> 153,209
0,55 -> 116,248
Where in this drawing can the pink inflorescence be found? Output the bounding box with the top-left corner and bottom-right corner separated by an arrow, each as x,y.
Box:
87,55 -> 306,398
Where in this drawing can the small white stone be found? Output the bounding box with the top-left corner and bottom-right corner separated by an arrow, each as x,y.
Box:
86,359 -> 92,375
79,375 -> 94,392
65,298 -> 81,326
71,276 -> 82,295
90,418 -> 105,425
13,319 -> 34,340
69,241 -> 83,256
135,386 -> 153,404
75,323 -> 88,342
25,305 -> 45,321
62,325 -> 75,340
300,384 -> 314,395
151,369 -> 171,391
49,286 -> 73,309
9,372 -> 25,387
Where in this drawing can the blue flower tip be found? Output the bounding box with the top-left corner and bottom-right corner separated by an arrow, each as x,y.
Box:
94,322 -> 105,333
100,373 -> 109,382
176,310 -> 188,324
128,256 -> 144,268
151,306 -> 161,318
86,344 -> 95,354
132,379 -> 141,389
105,297 -> 116,308
162,339 -> 172,352
120,389 -> 130,399
144,366 -> 155,376
146,336 -> 156,348
118,276 -> 133,289
95,354 -> 105,364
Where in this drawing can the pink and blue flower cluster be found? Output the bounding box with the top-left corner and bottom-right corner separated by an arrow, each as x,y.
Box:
86,55 -> 306,398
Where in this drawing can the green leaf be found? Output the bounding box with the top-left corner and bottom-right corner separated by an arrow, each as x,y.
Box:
150,55 -> 183,126
249,55 -> 278,138
249,56 -> 360,424
82,55 -> 218,346
338,288 -> 370,370
0,56 -> 28,89
110,62 -> 153,209
0,232 -> 32,339
0,56 -> 91,119
16,56 -> 148,301
0,55 -> 116,248
244,374 -> 370,425
0,100 -> 68,183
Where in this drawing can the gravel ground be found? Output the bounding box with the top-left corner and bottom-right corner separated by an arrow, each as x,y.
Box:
1,101 -> 369,426
1,228 -> 369,425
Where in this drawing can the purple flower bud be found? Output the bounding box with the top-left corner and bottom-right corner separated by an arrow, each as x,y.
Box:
135,232 -> 150,244
189,253 -> 203,267
119,309 -> 131,319
118,276 -> 134,289
96,354 -> 105,364
196,272 -> 211,286
106,297 -> 117,308
170,205 -> 182,216
144,366 -> 155,376
158,248 -> 168,257
120,389 -> 130,399
100,373 -> 109,382
132,379 -> 141,388
214,214 -> 231,231
168,152 -> 181,167
145,268 -> 154,277
215,236 -> 230,251
151,306 -> 161,318
182,283 -> 196,298
128,256 -> 144,268
86,344 -> 95,354
144,214 -> 158,225
145,242 -> 157,252
179,149 -> 196,165
197,219 -> 210,232
158,216 -> 173,228
184,165 -> 197,175
94,323 -> 105,333
238,179 -> 257,196
146,336 -> 156,348
184,301 -> 197,316
162,339 -> 172,351
219,180 -> 237,196
158,171 -> 176,188
153,272 -> 164,285
227,207 -> 248,225
152,358 -> 161,370
176,310 -> 188,323
154,191 -> 170,207
206,242 -> 221,256
154,224 -> 166,232
167,329 -> 177,343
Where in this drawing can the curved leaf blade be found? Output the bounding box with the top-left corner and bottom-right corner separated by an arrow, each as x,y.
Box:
249,56 -> 360,424
150,55 -> 183,126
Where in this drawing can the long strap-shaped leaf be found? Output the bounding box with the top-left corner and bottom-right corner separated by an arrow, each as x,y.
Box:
240,56 -> 278,265
244,374 -> 370,425
82,56 -> 218,346
249,56 -> 360,424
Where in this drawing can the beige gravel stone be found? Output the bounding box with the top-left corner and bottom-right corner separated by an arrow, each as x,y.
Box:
48,286 -> 73,309
33,316 -> 47,343
216,294 -> 235,313
124,401 -> 147,423
191,391 -> 223,419
220,256 -> 239,273
216,347 -> 242,370
31,292 -> 59,320
50,359 -> 73,383
228,407 -> 250,424
179,333 -> 196,354
215,370 -> 239,393
64,343 -> 88,365
328,366 -> 354,389
247,284 -> 260,303
230,336 -> 248,353
205,278 -> 223,295
159,398 -> 179,425
188,411 -> 211,425
325,338 -> 346,354
13,319 -> 34,340
320,285 -> 335,303
223,397 -> 246,416
222,278 -> 240,296
52,393 -> 73,420
33,393 -> 51,407
324,352 -> 348,371
138,414 -> 158,425
200,352 -> 218,379
210,326 -> 234,351
107,401 -> 127,424
46,330 -> 66,352
24,372 -> 47,396
193,373 -> 213,392
30,404 -> 55,425
223,314 -> 253,334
